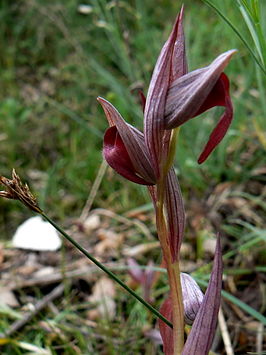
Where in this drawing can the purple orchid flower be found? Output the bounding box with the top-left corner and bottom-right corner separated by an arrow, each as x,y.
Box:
99,9 -> 235,183
98,7 -> 233,354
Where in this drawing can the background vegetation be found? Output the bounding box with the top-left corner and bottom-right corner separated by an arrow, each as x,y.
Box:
0,0 -> 265,354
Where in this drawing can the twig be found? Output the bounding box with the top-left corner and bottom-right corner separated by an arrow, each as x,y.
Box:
256,323 -> 263,354
89,208 -> 153,240
3,262 -> 167,291
79,160 -> 107,222
218,307 -> 234,355
4,263 -> 111,290
0,283 -> 64,338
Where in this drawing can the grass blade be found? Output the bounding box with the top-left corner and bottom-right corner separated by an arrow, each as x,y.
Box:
202,0 -> 266,75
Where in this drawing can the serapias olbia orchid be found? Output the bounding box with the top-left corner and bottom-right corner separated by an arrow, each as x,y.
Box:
98,6 -> 235,355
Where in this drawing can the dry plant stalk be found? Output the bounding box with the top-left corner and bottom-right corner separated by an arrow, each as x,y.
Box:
0,169 -> 42,213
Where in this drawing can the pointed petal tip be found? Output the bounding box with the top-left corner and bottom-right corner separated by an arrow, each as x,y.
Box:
207,49 -> 237,76
218,49 -> 237,64
173,4 -> 185,33
197,158 -> 204,165
215,234 -> 222,256
97,96 -> 109,109
180,4 -> 185,18
97,96 -> 106,105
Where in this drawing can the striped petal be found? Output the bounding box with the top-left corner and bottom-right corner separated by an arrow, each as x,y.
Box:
98,97 -> 156,185
144,8 -> 187,178
165,50 -> 236,128
165,168 -> 185,261
158,296 -> 173,355
103,126 -> 153,185
182,236 -> 223,355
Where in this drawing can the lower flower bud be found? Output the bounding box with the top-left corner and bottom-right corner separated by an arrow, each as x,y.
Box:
181,273 -> 204,325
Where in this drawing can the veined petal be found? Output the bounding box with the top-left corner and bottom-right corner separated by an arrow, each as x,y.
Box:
98,97 -> 156,184
159,272 -> 204,343
158,273 -> 203,354
165,168 -> 185,262
180,273 -> 204,325
171,5 -> 187,81
197,73 -> 233,163
182,237 -> 223,355
104,126 -> 153,185
144,9 -> 187,177
165,49 -> 236,128
158,296 -> 173,355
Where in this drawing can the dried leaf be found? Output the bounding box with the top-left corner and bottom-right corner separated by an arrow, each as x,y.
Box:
0,288 -> 19,307
123,241 -> 160,257
82,215 -> 101,234
94,229 -> 124,255
88,276 -> 116,320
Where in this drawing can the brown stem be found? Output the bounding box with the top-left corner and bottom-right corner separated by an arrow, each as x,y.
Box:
156,180 -> 184,354
167,262 -> 184,354
155,127 -> 184,354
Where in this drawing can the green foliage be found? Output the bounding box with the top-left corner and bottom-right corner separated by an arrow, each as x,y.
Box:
0,0 -> 265,354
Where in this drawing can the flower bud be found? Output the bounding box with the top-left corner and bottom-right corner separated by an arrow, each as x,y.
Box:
181,273 -> 204,325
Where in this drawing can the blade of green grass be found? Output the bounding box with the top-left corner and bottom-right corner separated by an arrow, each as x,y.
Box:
202,0 -> 266,75
196,278 -> 266,325
237,0 -> 264,64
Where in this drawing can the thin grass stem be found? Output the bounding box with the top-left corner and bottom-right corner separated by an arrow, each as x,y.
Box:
40,211 -> 173,329
202,0 -> 266,75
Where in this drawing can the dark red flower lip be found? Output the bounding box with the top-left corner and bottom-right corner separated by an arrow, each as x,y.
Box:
103,126 -> 155,185
197,73 -> 233,164
98,97 -> 156,185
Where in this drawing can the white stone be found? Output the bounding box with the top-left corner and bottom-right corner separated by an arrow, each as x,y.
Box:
12,216 -> 61,251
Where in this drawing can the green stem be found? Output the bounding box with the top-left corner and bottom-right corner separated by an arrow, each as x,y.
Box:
40,212 -> 172,329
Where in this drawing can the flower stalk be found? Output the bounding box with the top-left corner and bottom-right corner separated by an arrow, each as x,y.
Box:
155,128 -> 184,354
